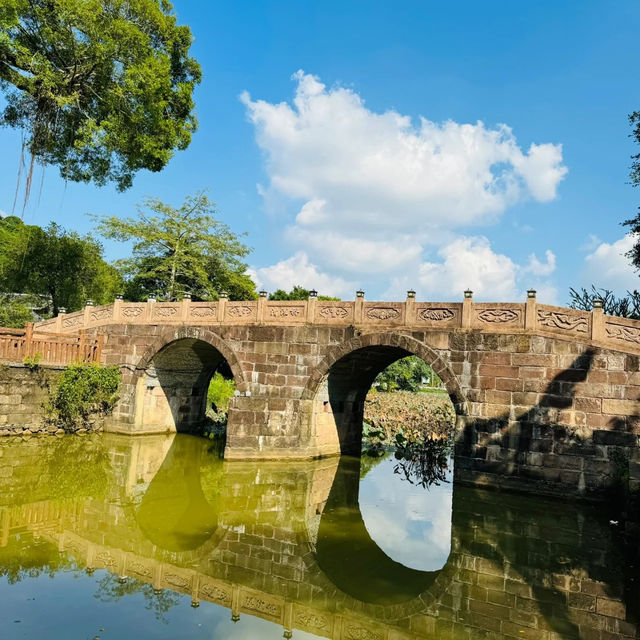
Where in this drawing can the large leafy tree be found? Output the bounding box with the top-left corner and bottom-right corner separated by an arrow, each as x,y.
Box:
0,0 -> 201,193
0,216 -> 121,313
624,112 -> 640,268
93,192 -> 257,301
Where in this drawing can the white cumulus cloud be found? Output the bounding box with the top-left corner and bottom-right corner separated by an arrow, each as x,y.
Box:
248,251 -> 355,297
583,234 -> 639,292
243,71 -> 565,299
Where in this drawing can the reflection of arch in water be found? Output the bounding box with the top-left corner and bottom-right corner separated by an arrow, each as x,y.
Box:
302,332 -> 465,456
134,435 -> 224,553
132,328 -> 246,434
313,457 -> 449,605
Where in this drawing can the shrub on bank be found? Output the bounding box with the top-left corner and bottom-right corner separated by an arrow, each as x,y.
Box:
48,363 -> 120,430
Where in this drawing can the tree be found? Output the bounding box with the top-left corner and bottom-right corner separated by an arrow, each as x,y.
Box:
0,216 -> 121,313
0,0 -> 201,195
624,112 -> 640,268
569,285 -> 640,319
93,192 -> 257,301
268,285 -> 340,301
373,356 -> 440,393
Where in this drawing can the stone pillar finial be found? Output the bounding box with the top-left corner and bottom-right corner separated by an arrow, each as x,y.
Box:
407,289 -> 416,299
593,297 -> 604,309
59,307 -> 67,314
86,299 -> 94,306
527,289 -> 537,299
115,293 -> 124,300
462,289 -> 473,328
309,289 -> 318,298
356,289 -> 365,298
259,290 -> 268,298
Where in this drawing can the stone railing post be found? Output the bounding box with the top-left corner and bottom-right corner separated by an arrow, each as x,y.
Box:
83,300 -> 94,327
181,292 -> 191,322
55,308 -> 66,332
257,290 -> 267,323
591,298 -> 605,341
525,289 -> 537,330
113,294 -> 123,323
146,294 -> 156,321
217,291 -> 228,322
462,290 -> 473,328
24,321 -> 33,357
307,289 -> 317,323
355,290 -> 365,323
405,290 -> 416,325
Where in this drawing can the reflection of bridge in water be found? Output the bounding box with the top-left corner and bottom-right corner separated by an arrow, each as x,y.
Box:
0,434 -> 636,639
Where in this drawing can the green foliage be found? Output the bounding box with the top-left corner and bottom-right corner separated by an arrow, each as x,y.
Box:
0,294 -> 32,327
361,422 -> 453,489
207,372 -> 235,412
374,356 -> 441,392
48,363 -> 120,429
269,285 -> 340,300
0,216 -> 122,313
624,111 -> 640,270
364,390 -> 455,439
93,192 -> 257,302
569,285 -> 640,319
0,0 -> 201,191
23,353 -> 41,370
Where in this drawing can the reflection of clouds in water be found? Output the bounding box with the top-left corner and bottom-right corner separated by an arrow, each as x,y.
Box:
359,456 -> 453,571
211,614 -> 320,639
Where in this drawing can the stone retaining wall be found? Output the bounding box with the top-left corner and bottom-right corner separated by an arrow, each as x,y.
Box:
0,364 -> 65,436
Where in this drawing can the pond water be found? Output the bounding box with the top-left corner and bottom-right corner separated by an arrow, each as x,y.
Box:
0,433 -> 637,640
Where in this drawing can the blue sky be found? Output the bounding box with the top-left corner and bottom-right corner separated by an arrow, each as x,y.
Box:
1,1 -> 639,303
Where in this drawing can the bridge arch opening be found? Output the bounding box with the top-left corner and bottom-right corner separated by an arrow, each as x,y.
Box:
136,337 -> 238,435
307,334 -> 463,457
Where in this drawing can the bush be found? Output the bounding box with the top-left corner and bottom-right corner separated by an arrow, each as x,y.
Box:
49,363 -> 120,429
0,297 -> 33,328
207,372 -> 235,413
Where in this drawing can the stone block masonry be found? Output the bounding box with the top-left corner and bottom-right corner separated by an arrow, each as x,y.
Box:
0,364 -> 65,436
27,291 -> 640,500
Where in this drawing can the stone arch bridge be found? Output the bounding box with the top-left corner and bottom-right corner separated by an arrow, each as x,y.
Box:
35,292 -> 640,498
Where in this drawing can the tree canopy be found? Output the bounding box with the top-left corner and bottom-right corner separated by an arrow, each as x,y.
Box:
93,192 -> 257,301
0,215 -> 121,313
624,111 -> 640,269
373,356 -> 441,393
268,285 -> 340,301
0,0 -> 201,193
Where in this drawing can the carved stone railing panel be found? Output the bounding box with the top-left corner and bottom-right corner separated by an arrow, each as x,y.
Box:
152,303 -> 180,320
265,302 -> 307,323
315,302 -> 355,324
363,302 -> 404,323
536,304 -> 590,336
199,579 -> 233,606
120,303 -> 145,321
89,305 -> 113,324
473,303 -> 524,328
604,315 -> 640,346
61,311 -> 84,329
189,303 -> 217,318
415,302 -> 461,326
225,302 -> 257,321
240,587 -> 284,622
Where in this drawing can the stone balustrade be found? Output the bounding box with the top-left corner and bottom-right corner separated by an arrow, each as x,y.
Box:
32,291 -> 640,355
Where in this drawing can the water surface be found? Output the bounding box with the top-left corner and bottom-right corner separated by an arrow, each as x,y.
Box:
0,433 -> 636,639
